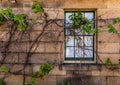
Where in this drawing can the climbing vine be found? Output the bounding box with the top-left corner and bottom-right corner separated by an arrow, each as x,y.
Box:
0,1 -> 120,85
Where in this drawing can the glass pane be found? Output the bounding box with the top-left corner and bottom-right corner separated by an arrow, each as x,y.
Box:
75,27 -> 84,35
84,47 -> 93,58
65,23 -> 73,28
66,47 -> 74,58
65,12 -> 73,24
75,47 -> 83,58
65,28 -> 75,35
75,36 -> 83,46
84,36 -> 93,46
85,12 -> 94,20
66,36 -> 74,46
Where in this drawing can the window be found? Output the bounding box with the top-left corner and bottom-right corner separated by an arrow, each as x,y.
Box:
65,11 -> 95,60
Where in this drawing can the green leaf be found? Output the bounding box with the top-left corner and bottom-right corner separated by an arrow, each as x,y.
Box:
95,28 -> 102,34
105,58 -> 112,66
108,24 -> 117,33
24,82 -> 28,85
32,1 -> 44,14
113,17 -> 120,24
67,82 -> 70,85
40,63 -> 53,75
45,13 -> 49,17
31,76 -> 36,85
0,66 -> 9,73
30,19 -> 36,24
0,80 -> 6,85
0,8 -> 14,20
14,14 -> 27,31
0,14 -> 5,24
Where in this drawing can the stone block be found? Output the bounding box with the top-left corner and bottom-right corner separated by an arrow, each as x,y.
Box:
92,71 -> 101,76
25,65 -> 33,75
45,42 -> 61,52
57,76 -> 106,85
107,77 -> 120,85
5,75 -> 23,85
49,66 -> 66,76
29,54 -> 59,64
47,76 -> 56,85
0,31 -> 9,41
31,42 -> 45,52
33,65 -> 40,73
97,54 -> 120,64
4,53 -> 19,63
9,42 -> 30,52
10,64 -> 23,73
60,0 -> 107,9
107,0 -> 120,8
18,53 -> 26,63
98,31 -> 120,43
97,8 -> 120,19
98,43 -> 120,53
91,77 -> 106,85
33,66 -> 66,76
25,76 -> 46,85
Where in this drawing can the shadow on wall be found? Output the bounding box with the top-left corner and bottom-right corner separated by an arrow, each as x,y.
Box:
56,76 -> 107,85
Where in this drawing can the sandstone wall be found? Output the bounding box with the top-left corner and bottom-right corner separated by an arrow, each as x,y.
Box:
0,0 -> 120,85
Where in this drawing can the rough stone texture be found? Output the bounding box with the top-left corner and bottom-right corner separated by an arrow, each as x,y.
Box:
98,32 -> 120,43
25,76 -> 56,85
108,77 -> 120,85
56,76 -> 107,85
49,66 -> 66,75
10,64 -> 23,73
98,43 -> 120,53
5,75 -> 23,85
29,54 -> 60,64
98,54 -> 120,64
0,0 -> 120,85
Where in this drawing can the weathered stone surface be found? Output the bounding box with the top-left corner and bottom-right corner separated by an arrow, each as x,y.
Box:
108,77 -> 120,85
107,0 -> 120,8
49,66 -> 66,75
25,65 -> 33,75
29,54 -> 59,64
0,0 -> 120,85
97,54 -> 120,64
32,65 -> 40,73
98,31 -> 120,43
57,76 -> 106,85
5,75 -> 23,85
98,43 -> 120,53
25,76 -> 55,85
18,53 -> 26,63
4,53 -> 19,63
10,64 -> 23,73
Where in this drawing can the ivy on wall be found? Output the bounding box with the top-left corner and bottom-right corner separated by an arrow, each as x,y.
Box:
0,1 -> 120,85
